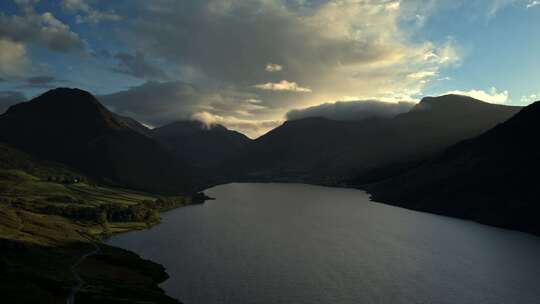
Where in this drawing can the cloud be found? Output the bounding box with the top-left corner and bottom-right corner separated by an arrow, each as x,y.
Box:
407,70 -> 438,79
254,80 -> 312,92
0,39 -> 31,78
442,87 -> 510,104
18,75 -> 66,88
286,100 -> 416,121
527,1 -> 540,8
112,51 -> 168,80
521,93 -> 540,103
0,91 -> 26,114
61,0 -> 122,24
99,81 -> 275,135
127,0 -> 460,112
265,63 -> 283,72
0,1 -> 84,52
192,111 -> 281,139
99,81 -> 202,126
27,75 -> 54,85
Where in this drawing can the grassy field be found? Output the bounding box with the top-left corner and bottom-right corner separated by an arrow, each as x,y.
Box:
0,162 -> 195,303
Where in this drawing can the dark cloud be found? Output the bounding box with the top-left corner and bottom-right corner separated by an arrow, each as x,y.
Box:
0,1 -> 84,53
98,81 -> 203,126
112,51 -> 168,80
107,0 -> 458,137
98,81 -> 279,137
126,0 -> 454,97
61,0 -> 122,24
0,91 -> 26,114
26,75 -> 55,85
17,75 -> 66,88
91,49 -> 112,59
286,100 -> 416,121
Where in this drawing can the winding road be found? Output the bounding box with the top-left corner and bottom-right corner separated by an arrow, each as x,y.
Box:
66,242 -> 101,304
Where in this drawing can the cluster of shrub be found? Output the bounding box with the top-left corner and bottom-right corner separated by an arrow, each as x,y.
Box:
44,175 -> 90,184
38,201 -> 160,225
36,196 -> 190,226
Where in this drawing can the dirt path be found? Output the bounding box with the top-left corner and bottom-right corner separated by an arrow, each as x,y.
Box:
66,242 -> 100,304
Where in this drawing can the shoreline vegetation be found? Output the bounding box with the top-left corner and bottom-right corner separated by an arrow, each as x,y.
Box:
0,163 -> 208,303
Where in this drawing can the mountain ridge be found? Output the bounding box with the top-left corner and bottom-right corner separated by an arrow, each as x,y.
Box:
367,99 -> 540,235
152,119 -> 251,168
221,94 -> 522,184
0,88 -> 195,194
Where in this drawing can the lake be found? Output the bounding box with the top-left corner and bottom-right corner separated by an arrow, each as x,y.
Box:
109,183 -> 540,304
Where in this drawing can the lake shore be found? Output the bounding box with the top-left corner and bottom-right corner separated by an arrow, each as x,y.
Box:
110,183 -> 540,304
0,170 -> 209,303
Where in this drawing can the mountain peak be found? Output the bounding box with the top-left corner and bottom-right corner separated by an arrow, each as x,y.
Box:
411,94 -> 519,114
415,94 -> 484,110
4,87 -> 123,131
152,120 -> 230,138
7,88 -> 99,113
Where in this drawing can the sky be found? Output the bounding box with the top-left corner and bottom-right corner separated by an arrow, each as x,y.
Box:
0,0 -> 539,138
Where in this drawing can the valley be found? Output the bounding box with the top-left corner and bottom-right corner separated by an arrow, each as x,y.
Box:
0,88 -> 539,303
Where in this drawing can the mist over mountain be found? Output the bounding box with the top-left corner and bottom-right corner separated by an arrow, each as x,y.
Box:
286,100 -> 415,121
367,99 -> 540,235
222,95 -> 522,184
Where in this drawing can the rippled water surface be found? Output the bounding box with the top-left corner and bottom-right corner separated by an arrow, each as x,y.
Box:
109,183 -> 540,304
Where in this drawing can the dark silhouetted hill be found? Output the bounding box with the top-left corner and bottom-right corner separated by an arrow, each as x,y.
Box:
152,120 -> 251,168
223,95 -> 521,184
367,100 -> 540,235
0,88 -> 194,194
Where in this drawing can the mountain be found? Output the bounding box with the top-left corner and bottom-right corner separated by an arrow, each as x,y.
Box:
152,120 -> 251,168
367,100 -> 540,235
222,95 -> 522,184
113,113 -> 153,137
0,88 -> 194,194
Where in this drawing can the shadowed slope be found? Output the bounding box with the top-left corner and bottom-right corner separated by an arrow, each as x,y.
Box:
368,100 -> 540,235
152,120 -> 251,168
223,95 -> 521,184
0,88 -> 194,194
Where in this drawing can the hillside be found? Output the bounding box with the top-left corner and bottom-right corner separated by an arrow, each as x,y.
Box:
223,95 -> 522,184
0,88 -> 195,194
152,120 -> 251,168
368,100 -> 540,235
0,142 -> 193,303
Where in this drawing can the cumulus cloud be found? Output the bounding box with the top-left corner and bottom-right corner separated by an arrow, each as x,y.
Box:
521,93 -> 540,103
62,0 -> 122,24
92,0 -> 466,137
0,91 -> 26,113
286,100 -> 416,121
265,63 -> 283,72
112,51 -> 168,80
0,39 -> 31,78
192,112 -> 281,139
0,0 -> 84,52
254,80 -> 312,92
127,0 -> 460,112
443,87 -> 510,104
